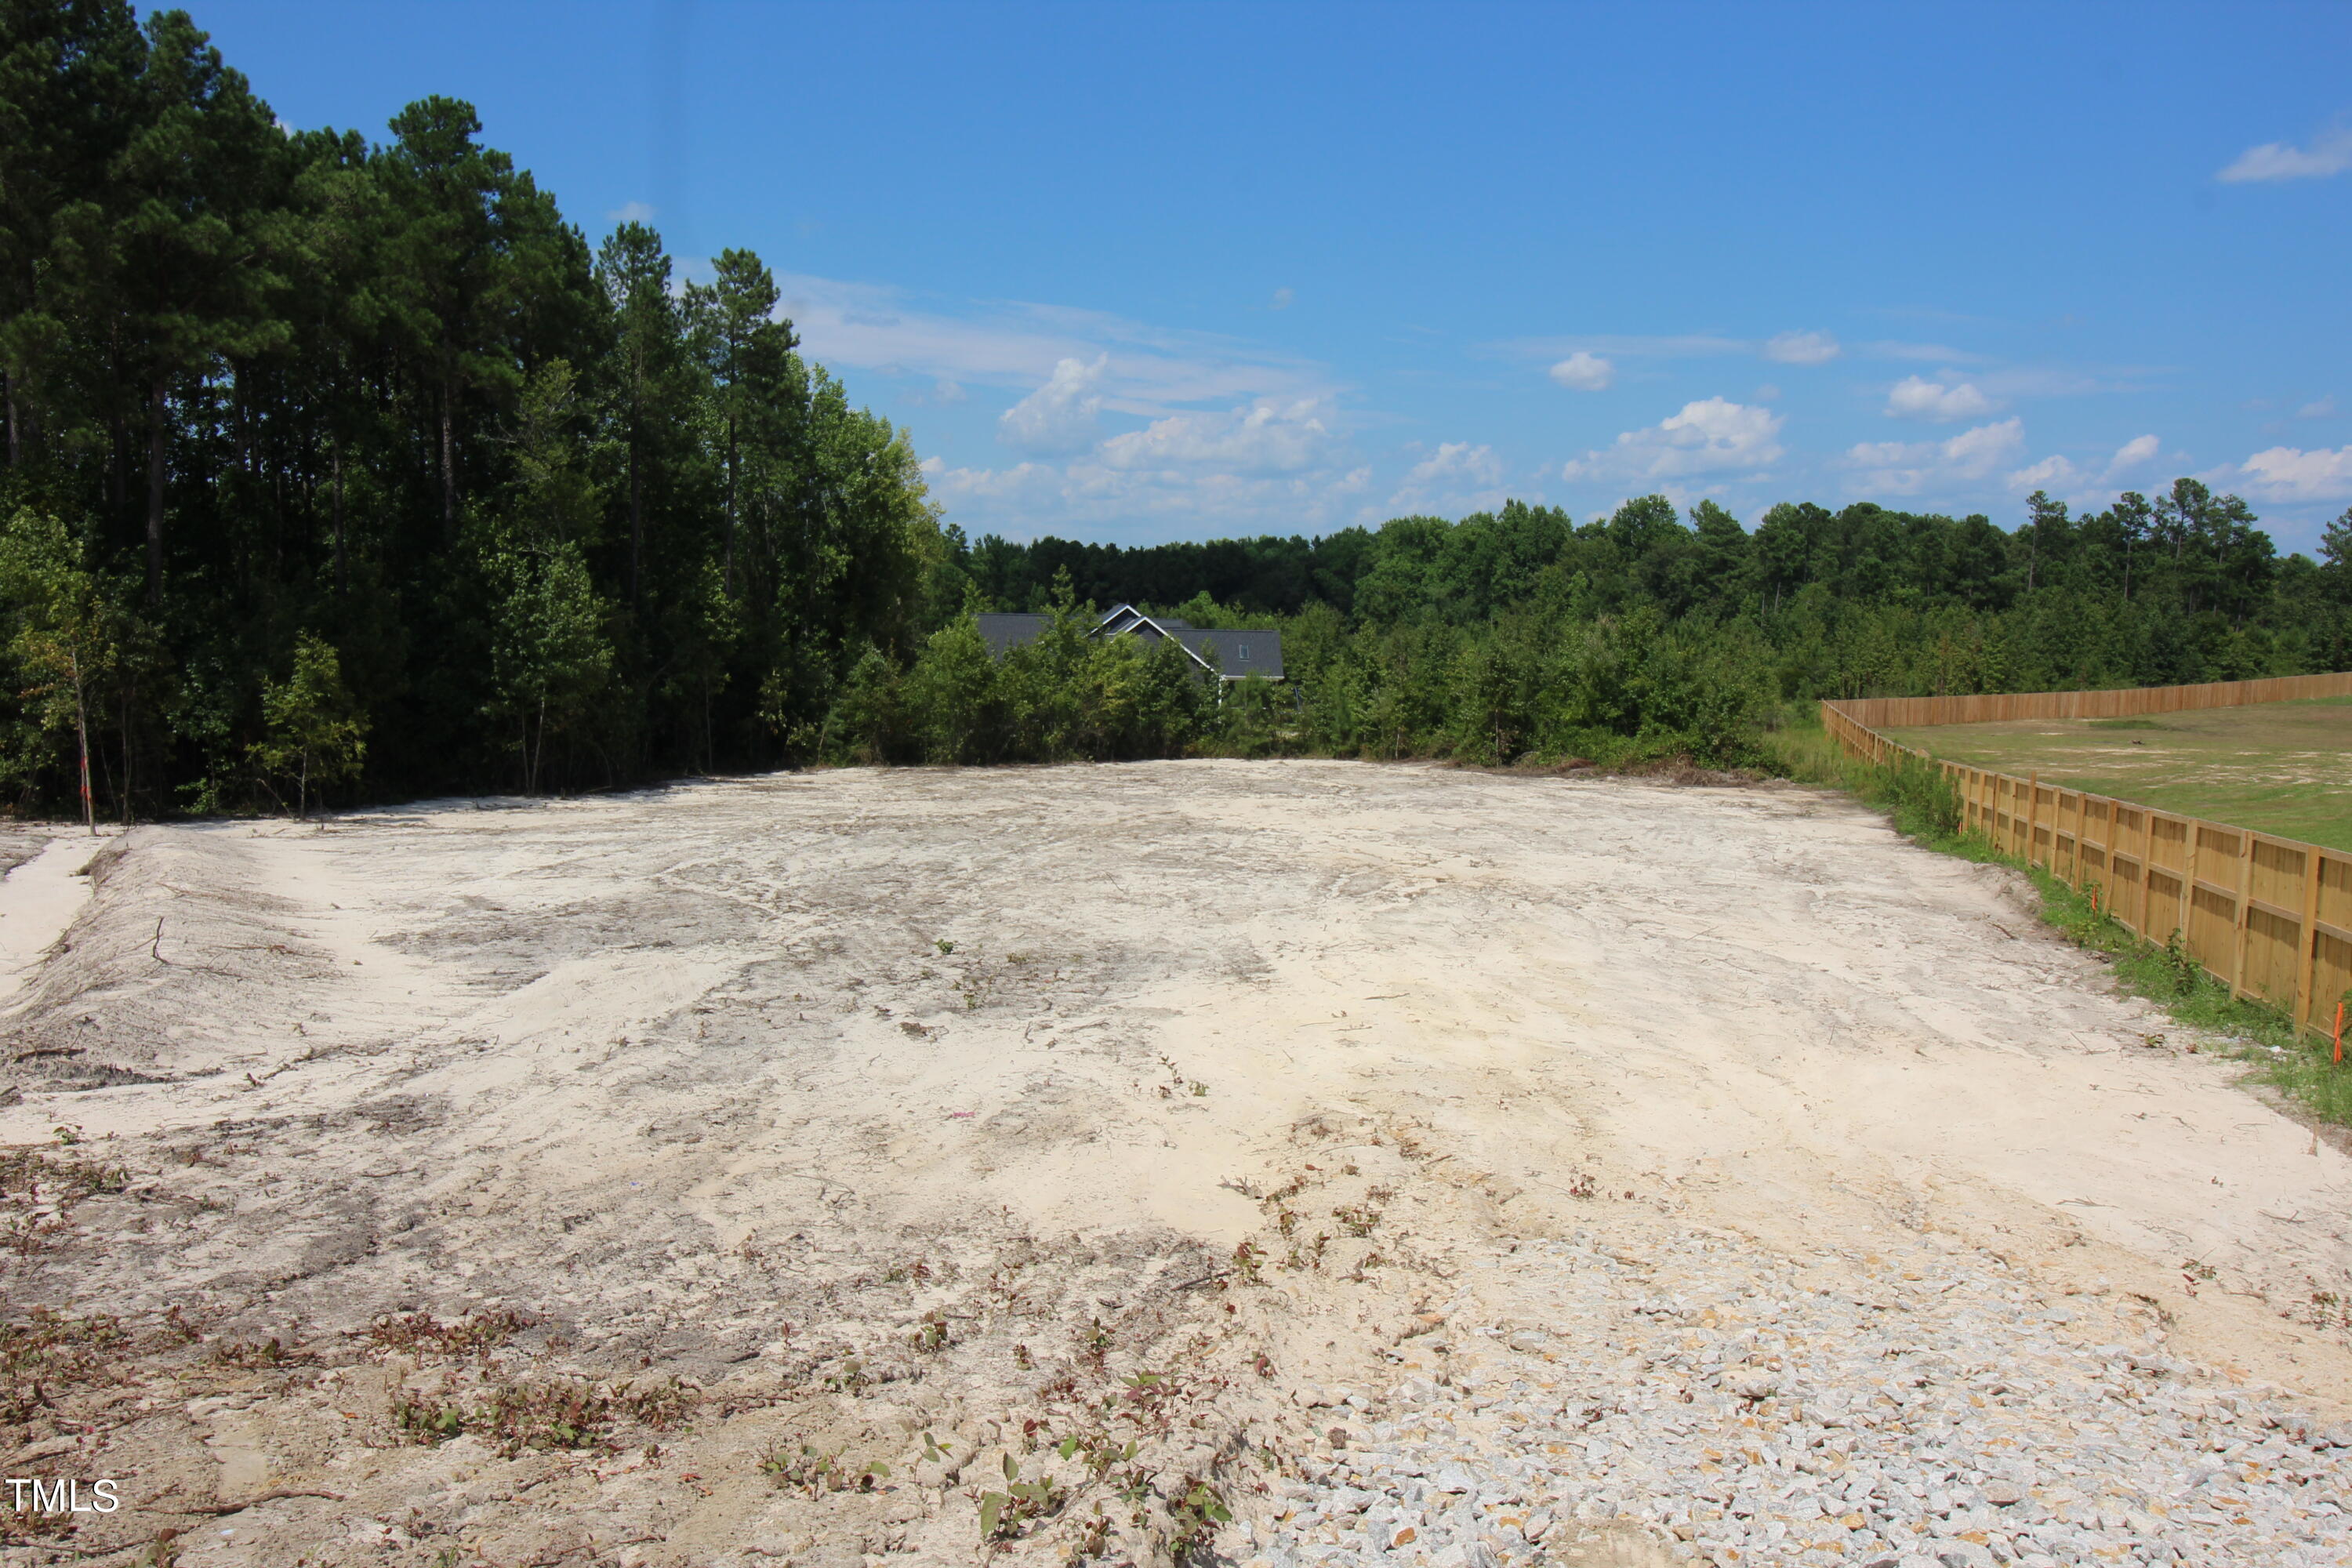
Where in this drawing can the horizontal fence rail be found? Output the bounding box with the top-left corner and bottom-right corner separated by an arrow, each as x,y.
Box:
1832,670 -> 2352,731
1822,680 -> 2352,1046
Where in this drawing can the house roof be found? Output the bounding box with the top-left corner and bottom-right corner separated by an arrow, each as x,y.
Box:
972,605 -> 1283,680
975,613 -> 1048,657
1181,627 -> 1284,681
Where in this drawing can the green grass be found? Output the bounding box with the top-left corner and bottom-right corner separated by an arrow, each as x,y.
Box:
1878,693 -> 2352,850
1764,711 -> 2352,1127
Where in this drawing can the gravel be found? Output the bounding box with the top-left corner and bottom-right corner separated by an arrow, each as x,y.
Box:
1245,1228 -> 2352,1568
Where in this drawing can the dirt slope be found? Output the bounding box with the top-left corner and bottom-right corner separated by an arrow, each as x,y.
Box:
2,762 -> 2348,1567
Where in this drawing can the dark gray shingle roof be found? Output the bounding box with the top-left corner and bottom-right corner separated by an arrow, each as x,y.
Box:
973,608 -> 1283,680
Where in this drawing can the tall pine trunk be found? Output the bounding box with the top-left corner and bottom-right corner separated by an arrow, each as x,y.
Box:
440,376 -> 457,539
628,405 -> 643,607
145,378 -> 167,604
70,652 -> 93,836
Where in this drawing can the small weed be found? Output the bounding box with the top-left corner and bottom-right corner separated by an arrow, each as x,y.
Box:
975,1450 -> 1065,1540
390,1386 -> 466,1441
1054,1431 -> 1139,1476
1012,1342 -> 1033,1370
1074,1505 -> 1112,1558
1332,1203 -> 1380,1237
1229,1240 -> 1265,1284
365,1308 -> 534,1360
2,1212 -> 63,1256
212,1336 -> 304,1369
935,939 -> 956,956
1165,1476 -> 1232,1556
764,1443 -> 889,1496
909,1310 -> 950,1353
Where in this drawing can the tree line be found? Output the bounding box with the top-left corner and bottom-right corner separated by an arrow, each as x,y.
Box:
1,2 -> 949,820
939,485 -> 2349,768
5,4 -> 2348,811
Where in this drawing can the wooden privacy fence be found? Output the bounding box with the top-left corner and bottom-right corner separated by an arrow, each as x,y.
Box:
1831,670 -> 2352,730
1822,679 -> 2352,1046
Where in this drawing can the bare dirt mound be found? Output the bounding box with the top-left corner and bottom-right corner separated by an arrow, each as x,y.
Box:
3,761 -> 2349,1566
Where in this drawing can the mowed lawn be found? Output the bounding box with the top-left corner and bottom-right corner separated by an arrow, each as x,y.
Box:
1882,695 -> 2352,851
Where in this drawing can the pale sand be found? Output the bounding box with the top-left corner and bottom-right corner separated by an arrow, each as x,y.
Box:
2,760 -> 2347,1564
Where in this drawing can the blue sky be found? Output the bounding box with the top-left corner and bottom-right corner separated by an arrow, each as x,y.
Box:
198,1 -> 2352,555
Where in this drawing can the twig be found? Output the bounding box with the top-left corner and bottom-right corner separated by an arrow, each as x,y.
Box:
151,917 -> 164,960
183,1486 -> 347,1515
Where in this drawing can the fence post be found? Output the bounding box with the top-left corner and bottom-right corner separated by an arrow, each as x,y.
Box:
2296,847 -> 2324,1040
2230,832 -> 2255,1000
2026,774 -> 2041,869
2183,819 -> 2203,965
2137,805 -> 2155,939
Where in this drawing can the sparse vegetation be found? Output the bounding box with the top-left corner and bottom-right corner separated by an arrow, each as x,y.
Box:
391,1374 -> 693,1456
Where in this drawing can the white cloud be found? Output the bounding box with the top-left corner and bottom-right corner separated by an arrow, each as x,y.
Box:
2238,445 -> 2352,502
1763,330 -> 1840,365
926,451 -> 1373,539
997,355 -> 1107,455
1097,398 -> 1338,475
775,272 -> 1331,412
1885,376 -> 1996,422
607,201 -> 657,224
1548,351 -> 1614,391
2217,127 -> 2352,183
1271,287 -> 1294,310
1998,434 -> 2165,500
1399,442 -> 1504,488
1385,441 -> 1508,514
1842,418 -> 2025,495
1939,419 -> 2027,475
2105,434 -> 2161,475
2007,455 -> 2080,492
1563,397 -> 1785,484
2299,395 -> 2339,419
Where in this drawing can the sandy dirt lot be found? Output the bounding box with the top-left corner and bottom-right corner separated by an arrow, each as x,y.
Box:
4,762 -> 2352,1568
